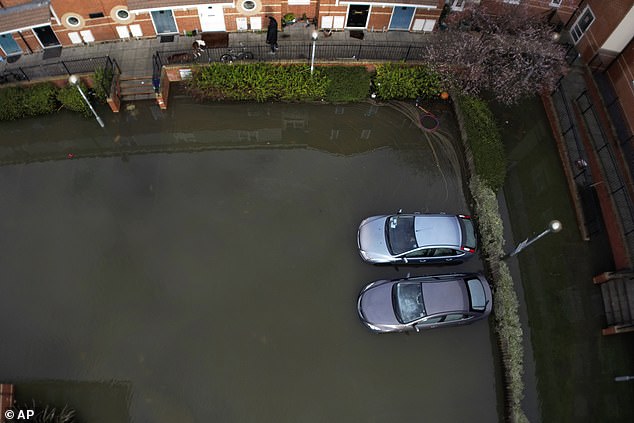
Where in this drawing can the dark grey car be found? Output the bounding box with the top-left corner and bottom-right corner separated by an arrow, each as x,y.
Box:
357,273 -> 492,333
357,213 -> 477,264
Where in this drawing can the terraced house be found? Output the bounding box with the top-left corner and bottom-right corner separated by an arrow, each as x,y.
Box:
0,0 -> 631,126
0,0 -> 581,54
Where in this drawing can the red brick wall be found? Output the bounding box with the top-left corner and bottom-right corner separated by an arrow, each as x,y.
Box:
368,6 -> 393,32
574,0 -> 633,62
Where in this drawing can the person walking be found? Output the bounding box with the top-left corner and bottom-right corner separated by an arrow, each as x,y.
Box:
266,16 -> 279,53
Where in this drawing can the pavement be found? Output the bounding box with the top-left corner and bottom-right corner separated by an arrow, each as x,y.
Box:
1,26 -> 431,77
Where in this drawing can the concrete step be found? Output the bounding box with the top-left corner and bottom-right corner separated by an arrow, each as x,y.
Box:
119,75 -> 155,101
601,277 -> 634,325
121,92 -> 156,101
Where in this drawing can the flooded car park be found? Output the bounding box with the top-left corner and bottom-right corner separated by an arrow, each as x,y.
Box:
0,100 -> 497,422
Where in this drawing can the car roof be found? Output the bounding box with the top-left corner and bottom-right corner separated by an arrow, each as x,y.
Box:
421,279 -> 468,315
413,215 -> 461,248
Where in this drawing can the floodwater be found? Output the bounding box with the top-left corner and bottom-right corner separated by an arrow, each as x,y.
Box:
0,99 -> 497,422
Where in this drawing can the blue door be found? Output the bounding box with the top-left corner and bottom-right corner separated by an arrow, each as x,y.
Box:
151,10 -> 178,34
0,33 -> 22,56
389,7 -> 415,31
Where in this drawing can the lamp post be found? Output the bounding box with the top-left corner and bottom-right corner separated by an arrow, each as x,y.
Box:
508,220 -> 562,257
310,31 -> 318,75
68,74 -> 104,128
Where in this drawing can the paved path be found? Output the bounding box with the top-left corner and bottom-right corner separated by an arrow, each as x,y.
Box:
2,27 -> 430,77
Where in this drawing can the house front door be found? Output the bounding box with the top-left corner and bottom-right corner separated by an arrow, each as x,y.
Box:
32,25 -> 61,48
346,5 -> 370,28
389,7 -> 415,31
198,5 -> 226,32
151,9 -> 178,34
0,33 -> 22,56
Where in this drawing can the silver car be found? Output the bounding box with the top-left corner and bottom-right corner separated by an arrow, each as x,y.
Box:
357,273 -> 492,333
357,212 -> 476,264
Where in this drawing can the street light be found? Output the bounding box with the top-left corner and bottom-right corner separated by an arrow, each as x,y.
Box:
68,74 -> 105,128
508,220 -> 562,257
310,31 -> 318,75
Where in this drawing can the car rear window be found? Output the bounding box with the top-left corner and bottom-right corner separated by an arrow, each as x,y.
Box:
466,278 -> 486,311
459,217 -> 477,249
386,215 -> 418,255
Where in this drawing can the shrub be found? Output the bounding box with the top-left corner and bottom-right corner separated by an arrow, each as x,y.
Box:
470,176 -> 527,423
456,95 -> 506,192
322,66 -> 371,102
373,63 -> 442,100
0,83 -> 57,121
191,63 -> 328,102
93,66 -> 114,102
0,87 -> 27,120
57,84 -> 90,116
23,83 -> 58,117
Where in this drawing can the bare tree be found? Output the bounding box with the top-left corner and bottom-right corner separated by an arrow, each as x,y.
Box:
427,3 -> 568,104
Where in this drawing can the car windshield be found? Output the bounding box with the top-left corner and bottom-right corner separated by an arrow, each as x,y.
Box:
466,278 -> 486,311
385,215 -> 417,255
393,282 -> 425,323
459,217 -> 476,249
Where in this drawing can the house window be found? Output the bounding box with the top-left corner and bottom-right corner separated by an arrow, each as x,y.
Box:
549,0 -> 562,6
503,0 -> 520,4
66,16 -> 80,27
570,6 -> 594,44
450,0 -> 465,11
242,0 -> 256,10
111,7 -> 134,24
288,0 -> 310,4
89,12 -> 105,18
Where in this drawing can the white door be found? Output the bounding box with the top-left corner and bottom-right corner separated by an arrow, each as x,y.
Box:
198,5 -> 226,32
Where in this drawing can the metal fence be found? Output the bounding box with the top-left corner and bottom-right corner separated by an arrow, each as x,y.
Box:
551,80 -> 602,235
0,56 -> 113,85
156,42 -> 429,67
576,90 -> 634,254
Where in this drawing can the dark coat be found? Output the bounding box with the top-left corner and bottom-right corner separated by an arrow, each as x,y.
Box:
266,17 -> 278,45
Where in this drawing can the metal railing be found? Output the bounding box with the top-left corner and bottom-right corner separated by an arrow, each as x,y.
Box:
576,91 -> 634,255
0,56 -> 113,85
551,79 -> 601,235
156,42 -> 429,67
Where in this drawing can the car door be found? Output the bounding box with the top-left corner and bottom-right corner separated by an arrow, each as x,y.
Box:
413,315 -> 444,331
431,247 -> 462,263
401,247 -> 435,263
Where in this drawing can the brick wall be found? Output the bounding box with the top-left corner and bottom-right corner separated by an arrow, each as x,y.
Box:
368,6 -> 393,32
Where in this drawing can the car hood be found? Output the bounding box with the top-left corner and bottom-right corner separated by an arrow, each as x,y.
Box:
358,282 -> 400,325
358,216 -> 392,260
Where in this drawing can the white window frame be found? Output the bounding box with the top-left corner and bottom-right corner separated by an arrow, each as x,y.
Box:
288,0 -> 310,4
570,6 -> 595,44
549,0 -> 563,7
503,0 -> 521,4
450,0 -> 465,11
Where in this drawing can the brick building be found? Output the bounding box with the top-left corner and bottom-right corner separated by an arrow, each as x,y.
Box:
567,0 -> 634,136
0,0 -> 447,58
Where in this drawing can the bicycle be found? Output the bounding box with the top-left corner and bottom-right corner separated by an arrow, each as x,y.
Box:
220,44 -> 254,64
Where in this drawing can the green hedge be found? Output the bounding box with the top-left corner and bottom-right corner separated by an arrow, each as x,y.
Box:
373,63 -> 442,100
0,80 -> 94,121
456,95 -> 506,192
191,63 -> 328,102
0,84 -> 58,120
322,66 -> 371,102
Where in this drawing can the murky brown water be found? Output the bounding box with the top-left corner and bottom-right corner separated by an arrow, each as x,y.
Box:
0,100 -> 497,422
